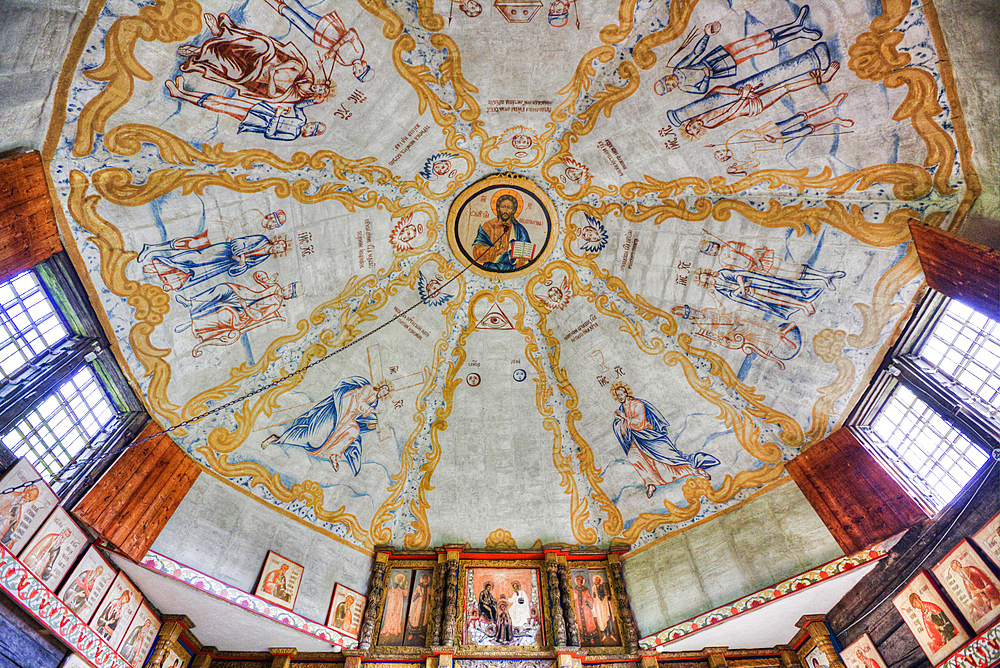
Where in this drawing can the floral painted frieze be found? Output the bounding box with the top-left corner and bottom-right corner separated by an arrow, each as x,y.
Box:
640,544 -> 889,648
0,543 -> 130,668
140,550 -> 356,649
938,618 -> 1000,668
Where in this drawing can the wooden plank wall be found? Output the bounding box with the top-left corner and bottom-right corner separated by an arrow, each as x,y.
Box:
0,592 -> 67,668
73,421 -> 200,561
827,462 -> 998,668
909,221 -> 999,321
786,428 -> 929,555
0,152 -> 62,283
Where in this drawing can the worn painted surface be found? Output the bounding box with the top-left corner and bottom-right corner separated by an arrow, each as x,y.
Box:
0,0 -> 89,155
623,482 -> 841,636
150,472 -> 372,624
4,0 -> 985,604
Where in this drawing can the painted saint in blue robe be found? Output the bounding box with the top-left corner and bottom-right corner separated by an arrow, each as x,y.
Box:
139,233 -> 285,292
472,221 -> 531,272
611,384 -> 719,498
261,376 -> 386,475
706,268 -> 823,320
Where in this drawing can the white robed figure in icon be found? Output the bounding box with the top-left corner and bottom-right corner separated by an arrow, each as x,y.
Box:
262,376 -> 389,474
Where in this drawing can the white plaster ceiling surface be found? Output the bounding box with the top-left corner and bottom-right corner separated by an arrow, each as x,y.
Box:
47,0 -> 973,552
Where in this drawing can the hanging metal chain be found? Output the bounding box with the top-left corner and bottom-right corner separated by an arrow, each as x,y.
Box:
5,237 -> 508,494
0,478 -> 42,495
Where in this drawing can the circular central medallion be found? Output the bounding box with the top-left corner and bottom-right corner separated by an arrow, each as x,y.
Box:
447,174 -> 559,279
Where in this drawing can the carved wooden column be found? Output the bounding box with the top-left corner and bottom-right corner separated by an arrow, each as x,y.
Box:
269,647 -> 296,668
359,551 -> 389,651
706,647 -> 729,668
608,550 -> 638,652
556,558 -> 579,646
190,649 -> 214,668
147,617 -> 191,668
544,549 -> 567,646
344,650 -> 364,668
798,616 -> 846,668
557,649 -> 584,668
441,545 -> 462,647
777,645 -> 803,668
431,556 -> 446,645
640,653 -> 659,668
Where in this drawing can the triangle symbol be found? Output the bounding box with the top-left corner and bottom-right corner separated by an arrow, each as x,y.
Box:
475,302 -> 515,330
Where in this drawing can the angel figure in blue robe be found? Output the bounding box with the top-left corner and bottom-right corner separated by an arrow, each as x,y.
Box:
694,268 -> 823,320
611,382 -> 719,498
261,377 -> 390,474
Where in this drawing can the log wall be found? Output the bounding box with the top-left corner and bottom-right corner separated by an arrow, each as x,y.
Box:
0,152 -> 62,283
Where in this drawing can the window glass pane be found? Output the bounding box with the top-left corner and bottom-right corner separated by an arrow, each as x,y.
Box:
1,365 -> 118,481
0,270 -> 69,381
869,386 -> 988,510
919,299 -> 1000,413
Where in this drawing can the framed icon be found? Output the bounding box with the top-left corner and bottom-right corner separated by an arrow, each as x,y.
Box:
327,582 -> 365,639
567,567 -> 622,647
58,545 -> 116,623
892,571 -> 969,664
462,566 -> 544,647
1,458 -> 59,556
446,174 -> 559,279
90,570 -> 142,650
117,601 -> 160,666
932,539 -> 1000,631
252,550 -> 304,610
841,633 -> 888,668
379,567 -> 435,646
18,506 -> 88,591
972,510 -> 1000,568
803,645 -> 831,668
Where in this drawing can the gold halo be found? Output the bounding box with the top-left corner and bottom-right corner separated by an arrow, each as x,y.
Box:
446,174 -> 559,280
489,188 -> 523,218
610,381 -> 631,400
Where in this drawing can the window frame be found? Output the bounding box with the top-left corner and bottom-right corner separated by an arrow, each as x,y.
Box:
848,290 -> 999,513
0,253 -> 147,506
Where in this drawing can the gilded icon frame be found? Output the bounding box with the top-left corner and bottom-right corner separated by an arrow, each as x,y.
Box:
446,174 -> 559,280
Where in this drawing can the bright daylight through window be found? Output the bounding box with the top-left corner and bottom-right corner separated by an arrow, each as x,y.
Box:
852,295 -> 999,511
0,258 -> 146,501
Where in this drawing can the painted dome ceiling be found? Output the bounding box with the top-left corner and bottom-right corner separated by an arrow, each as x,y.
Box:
47,0 -> 973,553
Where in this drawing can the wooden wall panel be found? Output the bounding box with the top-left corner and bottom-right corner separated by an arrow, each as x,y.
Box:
828,462 -> 998,668
0,592 -> 67,668
786,428 -> 928,555
73,421 -> 200,561
0,152 -> 62,283
909,221 -> 1000,321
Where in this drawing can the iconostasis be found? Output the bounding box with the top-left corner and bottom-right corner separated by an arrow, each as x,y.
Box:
44,0 -> 974,558
362,546 -> 636,658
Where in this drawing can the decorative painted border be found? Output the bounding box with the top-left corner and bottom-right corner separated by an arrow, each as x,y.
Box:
639,544 -> 890,649
938,617 -> 1000,668
0,543 -> 130,668
140,550 -> 357,649
454,660 -> 556,668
